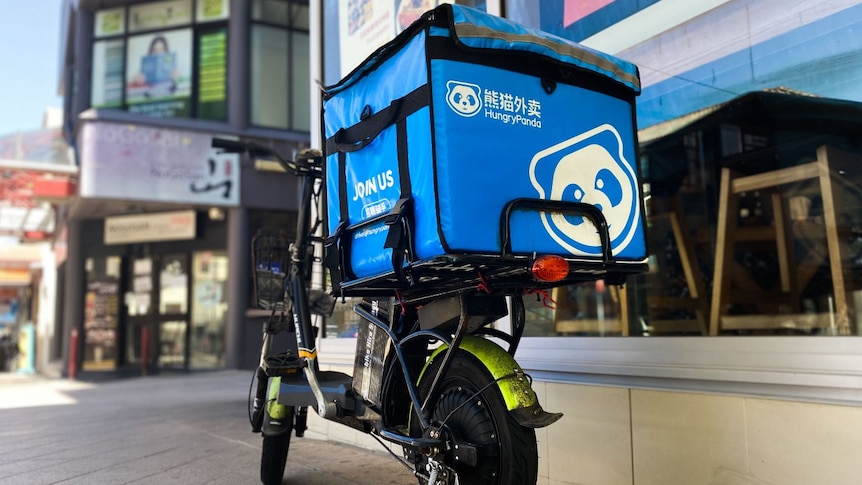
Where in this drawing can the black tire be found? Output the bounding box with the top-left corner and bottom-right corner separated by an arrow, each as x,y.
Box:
260,409 -> 294,485
414,350 -> 538,484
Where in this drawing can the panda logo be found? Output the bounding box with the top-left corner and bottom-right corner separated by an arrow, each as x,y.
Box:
529,124 -> 640,256
445,81 -> 482,117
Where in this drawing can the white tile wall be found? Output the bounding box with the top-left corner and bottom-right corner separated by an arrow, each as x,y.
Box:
746,398 -> 862,485
630,389 -> 749,485
299,366 -> 862,485
545,382 -> 633,485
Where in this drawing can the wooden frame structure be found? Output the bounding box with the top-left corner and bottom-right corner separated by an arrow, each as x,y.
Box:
709,145 -> 859,335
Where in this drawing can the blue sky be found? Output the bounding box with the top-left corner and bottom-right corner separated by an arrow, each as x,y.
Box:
0,0 -> 64,135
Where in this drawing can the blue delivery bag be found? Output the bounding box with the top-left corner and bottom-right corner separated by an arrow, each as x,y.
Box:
323,4 -> 647,296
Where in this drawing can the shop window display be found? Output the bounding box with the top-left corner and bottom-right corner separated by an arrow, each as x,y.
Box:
83,256 -> 121,370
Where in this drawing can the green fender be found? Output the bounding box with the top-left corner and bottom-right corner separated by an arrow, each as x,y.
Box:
266,377 -> 291,420
422,335 -> 562,428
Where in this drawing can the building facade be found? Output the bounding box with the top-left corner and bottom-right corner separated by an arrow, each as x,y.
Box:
58,0 -> 312,377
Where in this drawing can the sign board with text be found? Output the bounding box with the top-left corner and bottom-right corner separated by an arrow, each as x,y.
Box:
104,210 -> 196,245
79,121 -> 240,206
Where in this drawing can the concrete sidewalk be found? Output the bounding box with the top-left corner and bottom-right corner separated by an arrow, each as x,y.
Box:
0,370 -> 416,485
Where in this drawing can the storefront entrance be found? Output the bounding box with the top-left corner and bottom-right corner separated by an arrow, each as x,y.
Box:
79,209 -> 231,376
125,254 -> 189,371
123,251 -> 228,371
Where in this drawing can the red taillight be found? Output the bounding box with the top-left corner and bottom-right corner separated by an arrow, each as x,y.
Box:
531,255 -> 569,282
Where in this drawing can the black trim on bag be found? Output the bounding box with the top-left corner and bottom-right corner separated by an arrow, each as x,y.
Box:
452,22 -> 640,92
424,25 -> 447,266
383,119 -> 414,283
337,152 -> 349,226
425,35 -> 635,104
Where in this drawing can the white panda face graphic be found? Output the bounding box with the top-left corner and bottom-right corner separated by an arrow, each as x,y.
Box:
529,125 -> 639,256
445,81 -> 482,117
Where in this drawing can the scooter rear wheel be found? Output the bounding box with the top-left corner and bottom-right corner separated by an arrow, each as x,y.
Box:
414,350 -> 538,484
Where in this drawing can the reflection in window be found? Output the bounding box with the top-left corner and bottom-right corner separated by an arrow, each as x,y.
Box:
523,281 -> 625,337
501,0 -> 862,338
158,320 -> 187,367
159,254 -> 188,314
327,297 -> 363,338
636,92 -> 862,337
191,252 -> 228,368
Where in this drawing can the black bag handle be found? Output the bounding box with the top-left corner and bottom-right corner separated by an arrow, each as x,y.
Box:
325,85 -> 429,155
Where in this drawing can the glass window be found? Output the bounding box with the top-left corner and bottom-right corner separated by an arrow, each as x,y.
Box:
249,0 -> 310,131
90,1 -> 228,120
500,0 -> 862,338
290,3 -> 309,29
290,31 -> 310,132
251,25 -> 289,128
252,0 -> 289,24
197,27 -> 228,120
91,39 -> 125,108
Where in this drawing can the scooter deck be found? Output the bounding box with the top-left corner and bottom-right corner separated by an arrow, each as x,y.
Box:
277,370 -> 355,410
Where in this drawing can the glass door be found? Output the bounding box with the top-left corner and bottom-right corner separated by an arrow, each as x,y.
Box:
157,254 -> 189,369
125,256 -> 155,369
123,254 -> 190,370
190,251 -> 228,369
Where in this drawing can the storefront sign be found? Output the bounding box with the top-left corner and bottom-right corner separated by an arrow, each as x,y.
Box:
104,210 -> 196,245
78,121 -> 240,206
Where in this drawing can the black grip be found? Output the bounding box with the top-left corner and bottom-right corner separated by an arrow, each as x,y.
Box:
211,138 -> 247,152
500,198 -> 614,263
